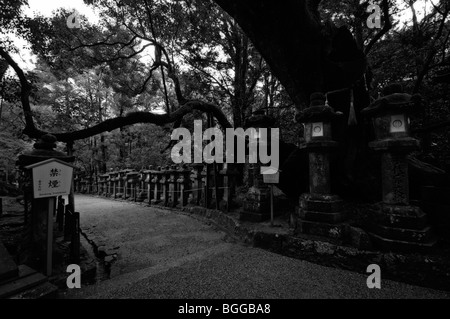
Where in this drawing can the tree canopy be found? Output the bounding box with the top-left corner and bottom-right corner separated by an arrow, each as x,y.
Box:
1,0 -> 449,173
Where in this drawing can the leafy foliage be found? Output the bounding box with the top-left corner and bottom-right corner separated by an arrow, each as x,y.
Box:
1,0 -> 449,176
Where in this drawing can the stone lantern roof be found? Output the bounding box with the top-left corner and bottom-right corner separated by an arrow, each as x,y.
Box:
244,110 -> 276,128
295,92 -> 342,123
362,83 -> 422,117
17,134 -> 75,168
119,168 -> 134,174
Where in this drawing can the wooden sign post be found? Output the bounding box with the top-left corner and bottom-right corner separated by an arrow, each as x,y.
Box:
263,169 -> 280,227
25,158 -> 75,276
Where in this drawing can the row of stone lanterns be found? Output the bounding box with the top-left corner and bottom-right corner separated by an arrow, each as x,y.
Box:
241,111 -> 276,222
79,163 -> 238,211
79,83 -> 435,252
294,84 -> 436,251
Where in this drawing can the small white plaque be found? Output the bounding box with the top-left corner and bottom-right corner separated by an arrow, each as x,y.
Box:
312,122 -> 324,137
390,114 -> 406,133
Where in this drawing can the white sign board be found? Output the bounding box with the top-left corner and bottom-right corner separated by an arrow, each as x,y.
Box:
25,158 -> 74,199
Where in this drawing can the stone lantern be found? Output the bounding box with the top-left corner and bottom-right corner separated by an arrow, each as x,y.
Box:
201,164 -> 211,208
219,163 -> 239,212
123,167 -> 135,199
123,170 -> 138,201
98,173 -> 109,196
126,170 -> 139,201
176,164 -> 191,208
16,134 -> 75,270
190,163 -> 204,206
160,165 -> 170,206
137,166 -> 151,202
73,172 -> 80,193
108,169 -> 118,198
147,165 -> 159,204
361,83 -> 436,251
114,170 -> 124,198
151,167 -> 163,205
241,111 -> 276,222
117,168 -> 133,198
294,93 -> 346,239
167,165 -> 178,207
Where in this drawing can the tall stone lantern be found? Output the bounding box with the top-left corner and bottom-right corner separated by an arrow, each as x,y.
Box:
125,170 -> 139,201
361,83 -> 436,251
108,169 -> 118,198
241,111 -> 276,222
16,134 -> 75,270
294,93 -> 347,239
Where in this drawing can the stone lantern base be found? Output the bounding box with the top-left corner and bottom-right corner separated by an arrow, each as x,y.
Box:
299,194 -> 345,223
136,191 -> 147,202
367,203 -> 437,252
295,193 -> 348,241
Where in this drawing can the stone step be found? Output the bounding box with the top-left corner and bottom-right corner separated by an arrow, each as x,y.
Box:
0,265 -> 53,299
370,224 -> 434,244
372,210 -> 428,230
368,232 -> 438,253
302,199 -> 343,213
299,209 -> 346,223
295,219 -> 348,240
0,241 -> 18,282
0,264 -> 36,286
9,281 -> 58,299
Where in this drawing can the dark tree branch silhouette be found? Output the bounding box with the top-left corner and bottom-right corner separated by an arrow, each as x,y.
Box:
0,45 -> 231,143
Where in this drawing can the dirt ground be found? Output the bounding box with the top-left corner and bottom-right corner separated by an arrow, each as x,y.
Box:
63,195 -> 450,299
0,196 -> 96,290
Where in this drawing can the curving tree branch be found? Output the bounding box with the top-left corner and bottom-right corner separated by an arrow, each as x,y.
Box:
23,100 -> 232,142
0,45 -> 36,132
0,44 -> 231,144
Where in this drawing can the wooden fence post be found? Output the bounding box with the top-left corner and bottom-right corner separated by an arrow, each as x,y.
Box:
71,212 -> 80,263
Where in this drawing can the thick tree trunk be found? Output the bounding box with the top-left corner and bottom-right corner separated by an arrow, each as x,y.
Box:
215,0 -> 324,107
214,0 -> 367,107
214,0 -> 370,195
232,28 -> 249,127
100,134 -> 107,173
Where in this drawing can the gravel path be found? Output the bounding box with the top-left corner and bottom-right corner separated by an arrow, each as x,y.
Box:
64,195 -> 450,299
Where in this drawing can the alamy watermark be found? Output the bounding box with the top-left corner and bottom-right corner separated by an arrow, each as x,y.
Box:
67,4 -> 382,30
367,4 -> 382,29
67,10 -> 81,29
66,264 -> 81,288
366,264 -> 381,289
170,120 -> 279,174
